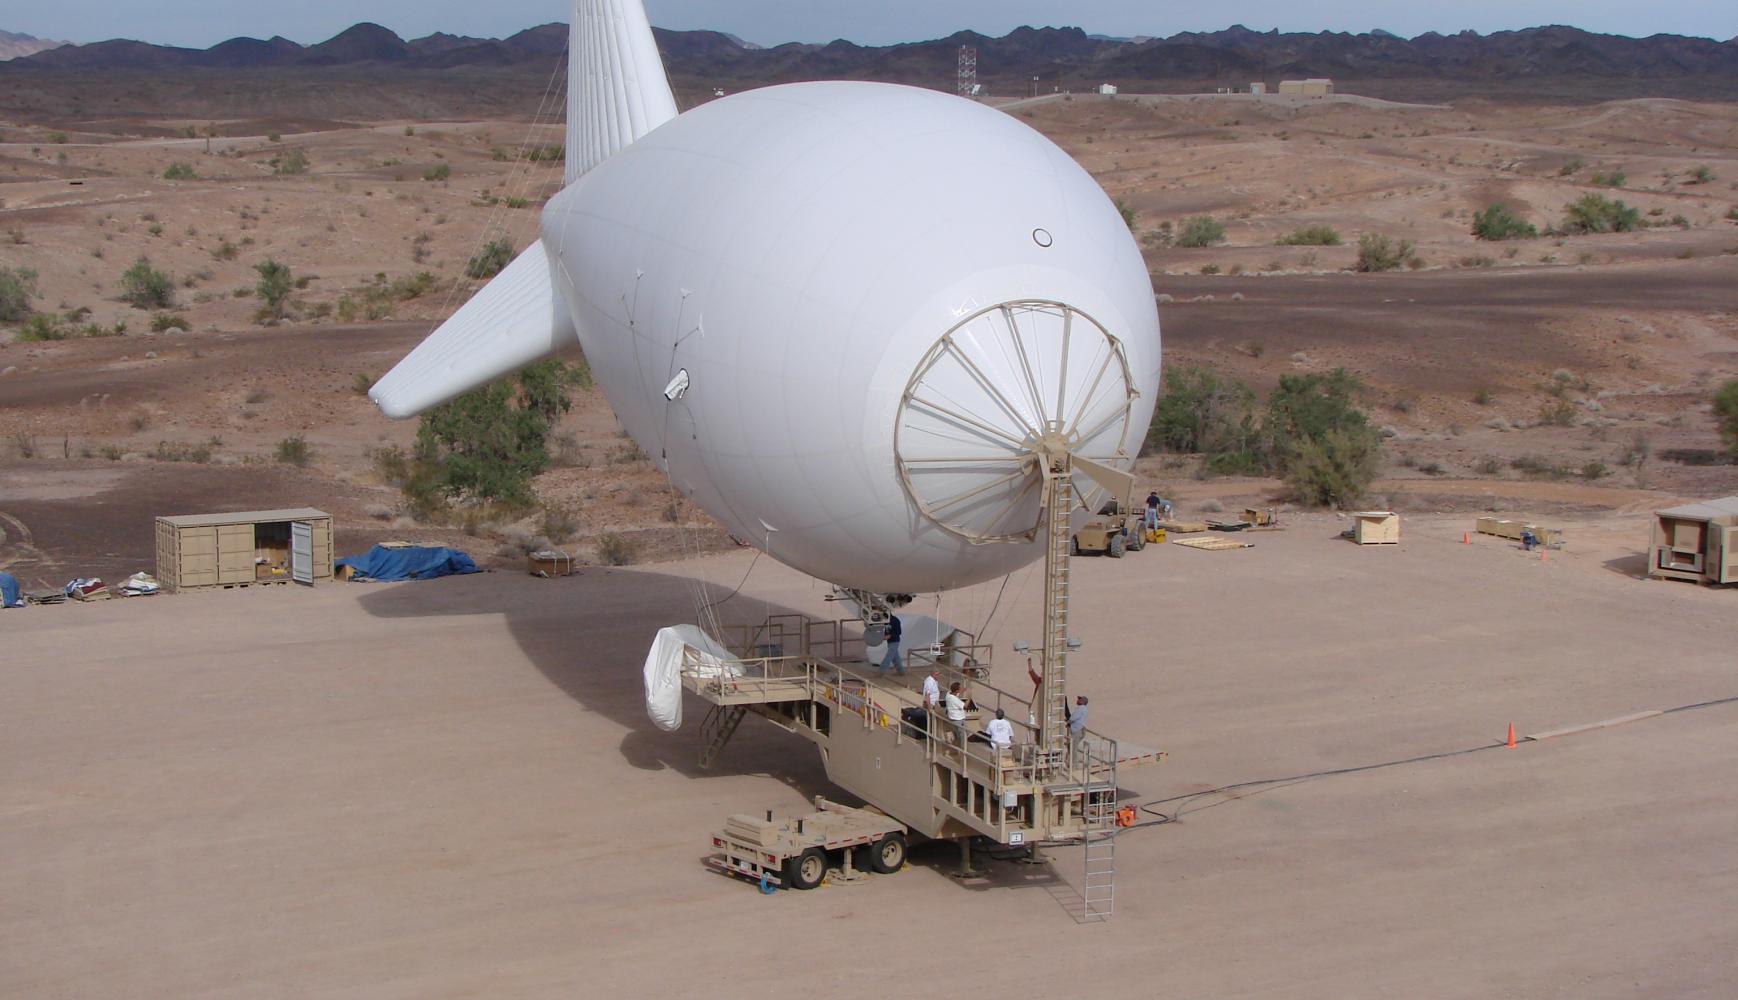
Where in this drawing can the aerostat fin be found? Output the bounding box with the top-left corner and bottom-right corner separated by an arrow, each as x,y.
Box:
565,0 -> 679,184
368,239 -> 571,419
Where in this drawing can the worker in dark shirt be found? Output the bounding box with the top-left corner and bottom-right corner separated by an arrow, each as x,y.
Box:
878,614 -> 904,675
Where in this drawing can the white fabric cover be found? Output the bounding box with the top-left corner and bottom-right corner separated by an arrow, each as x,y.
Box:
642,624 -> 738,732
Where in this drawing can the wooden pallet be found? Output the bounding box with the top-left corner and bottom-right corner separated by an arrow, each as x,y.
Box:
1171,535 -> 1254,551
1156,520 -> 1210,534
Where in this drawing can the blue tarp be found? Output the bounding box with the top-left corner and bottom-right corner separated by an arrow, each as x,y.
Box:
336,545 -> 480,582
0,572 -> 19,608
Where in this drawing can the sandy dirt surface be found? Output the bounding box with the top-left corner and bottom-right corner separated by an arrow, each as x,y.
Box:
4,516 -> 1737,998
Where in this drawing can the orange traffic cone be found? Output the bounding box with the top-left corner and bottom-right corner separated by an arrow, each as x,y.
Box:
1505,722 -> 1516,748
1540,548 -> 1547,563
1462,532 -> 1470,544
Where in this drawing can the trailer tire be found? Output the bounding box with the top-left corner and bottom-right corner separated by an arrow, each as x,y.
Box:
786,848 -> 828,890
869,832 -> 907,874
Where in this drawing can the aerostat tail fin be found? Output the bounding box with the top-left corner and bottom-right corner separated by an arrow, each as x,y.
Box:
369,239 -> 571,419
565,0 -> 679,184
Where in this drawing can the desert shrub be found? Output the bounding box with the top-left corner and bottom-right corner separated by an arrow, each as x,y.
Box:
1475,456 -> 1503,475
1354,233 -> 1415,272
1538,399 -> 1577,426
1473,387 -> 1493,406
465,239 -> 513,279
273,148 -> 308,175
1715,380 -> 1738,456
150,313 -> 189,332
1590,170 -> 1626,188
369,444 -> 411,486
390,271 -> 436,300
540,502 -> 582,543
1199,264 -> 1220,275
422,162 -> 451,182
275,435 -> 312,466
1176,216 -> 1226,248
525,144 -> 563,162
352,372 -> 375,395
162,162 -> 197,180
1560,194 -> 1640,234
1146,364 -> 1259,461
1275,225 -> 1341,246
1265,369 -> 1381,507
1582,461 -> 1608,480
1471,204 -> 1537,241
0,265 -> 38,321
18,314 -> 70,341
150,440 -> 214,463
595,531 -> 637,566
1114,198 -> 1136,230
254,259 -> 293,320
1459,254 -> 1496,268
120,257 -> 174,309
1511,455 -> 1572,480
1687,165 -> 1714,184
1558,157 -> 1585,177
406,360 -> 584,508
503,196 -> 529,209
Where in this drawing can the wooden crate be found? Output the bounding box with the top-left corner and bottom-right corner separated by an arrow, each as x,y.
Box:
1350,511 -> 1399,545
155,508 -> 333,591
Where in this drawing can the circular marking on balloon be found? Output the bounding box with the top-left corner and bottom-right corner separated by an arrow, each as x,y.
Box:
1032,228 -> 1053,247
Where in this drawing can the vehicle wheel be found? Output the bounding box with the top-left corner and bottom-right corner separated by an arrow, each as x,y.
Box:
869,832 -> 907,874
850,844 -> 875,873
1069,536 -> 1080,556
1128,531 -> 1145,551
1107,534 -> 1126,558
785,847 -> 828,890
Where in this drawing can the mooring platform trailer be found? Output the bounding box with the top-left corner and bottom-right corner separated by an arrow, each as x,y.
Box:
711,797 -> 908,890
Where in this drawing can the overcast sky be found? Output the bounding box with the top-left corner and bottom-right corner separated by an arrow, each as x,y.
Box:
8,0 -> 1735,49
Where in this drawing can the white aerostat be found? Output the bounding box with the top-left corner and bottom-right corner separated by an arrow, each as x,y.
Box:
371,0 -> 1161,596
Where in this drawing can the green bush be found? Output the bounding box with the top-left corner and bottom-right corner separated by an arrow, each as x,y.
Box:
1471,204 -> 1537,241
0,265 -> 39,321
254,259 -> 293,320
273,148 -> 308,175
1560,194 -> 1640,234
422,162 -> 451,182
406,360 -> 584,508
1590,170 -> 1626,188
1687,165 -> 1714,184
465,239 -> 514,280
1114,198 -> 1136,230
1146,364 -> 1259,459
595,531 -> 637,566
1176,216 -> 1226,248
18,314 -> 70,341
1283,428 -> 1381,508
1558,157 -> 1585,177
120,257 -> 174,309
1266,370 -> 1381,508
150,312 -> 189,332
275,435 -> 312,467
1355,233 -> 1415,272
1275,225 -> 1341,246
1714,380 -> 1738,456
1538,400 -> 1577,426
162,162 -> 197,180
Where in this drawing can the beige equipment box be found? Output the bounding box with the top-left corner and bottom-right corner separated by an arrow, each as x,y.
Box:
1649,497 -> 1738,585
156,508 -> 334,591
1350,511 -> 1400,544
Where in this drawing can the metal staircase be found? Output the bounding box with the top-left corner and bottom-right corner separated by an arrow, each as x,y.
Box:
697,704 -> 747,770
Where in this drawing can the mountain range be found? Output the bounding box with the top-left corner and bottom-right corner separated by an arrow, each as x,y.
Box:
5,22 -> 1737,103
0,29 -> 66,61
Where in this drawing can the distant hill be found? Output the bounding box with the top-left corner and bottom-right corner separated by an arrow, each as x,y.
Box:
3,21 -> 1736,112
0,29 -> 66,60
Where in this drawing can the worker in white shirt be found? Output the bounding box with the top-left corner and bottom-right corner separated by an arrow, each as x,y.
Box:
944,681 -> 968,747
921,668 -> 942,710
984,708 -> 1013,754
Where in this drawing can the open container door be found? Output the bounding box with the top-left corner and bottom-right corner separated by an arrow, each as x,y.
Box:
291,521 -> 314,585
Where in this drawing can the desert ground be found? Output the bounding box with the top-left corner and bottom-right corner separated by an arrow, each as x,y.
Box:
6,516 -> 1738,997
3,84 -> 1738,996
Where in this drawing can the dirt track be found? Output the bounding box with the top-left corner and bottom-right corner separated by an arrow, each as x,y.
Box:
5,515 -> 1737,997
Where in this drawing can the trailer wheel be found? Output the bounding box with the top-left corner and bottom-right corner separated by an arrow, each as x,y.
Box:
1069,536 -> 1080,556
869,832 -> 907,874
1107,534 -> 1126,558
785,848 -> 828,890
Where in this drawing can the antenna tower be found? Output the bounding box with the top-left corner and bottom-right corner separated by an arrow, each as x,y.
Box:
957,46 -> 978,97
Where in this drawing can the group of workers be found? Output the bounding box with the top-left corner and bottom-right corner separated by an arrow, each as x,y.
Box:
907,662 -> 1088,756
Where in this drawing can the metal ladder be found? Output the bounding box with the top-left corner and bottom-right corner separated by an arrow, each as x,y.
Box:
697,704 -> 747,770
1039,465 -> 1075,762
1081,750 -> 1118,921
